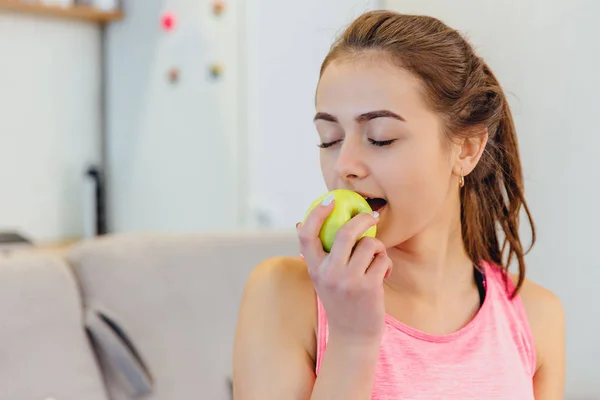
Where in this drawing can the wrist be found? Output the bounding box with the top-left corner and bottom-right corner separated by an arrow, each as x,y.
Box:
312,331 -> 382,399
327,330 -> 382,358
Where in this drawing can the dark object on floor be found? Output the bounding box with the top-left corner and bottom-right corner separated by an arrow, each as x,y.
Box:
0,231 -> 32,245
0,231 -> 33,254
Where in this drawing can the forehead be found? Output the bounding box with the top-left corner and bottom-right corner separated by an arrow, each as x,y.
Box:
315,58 -> 428,117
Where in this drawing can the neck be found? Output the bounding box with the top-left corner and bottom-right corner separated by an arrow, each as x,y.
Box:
385,213 -> 475,303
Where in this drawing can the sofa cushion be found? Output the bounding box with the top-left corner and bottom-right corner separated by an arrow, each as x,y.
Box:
0,254 -> 109,400
67,230 -> 300,400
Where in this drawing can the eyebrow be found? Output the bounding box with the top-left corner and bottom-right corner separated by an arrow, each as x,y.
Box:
313,110 -> 406,123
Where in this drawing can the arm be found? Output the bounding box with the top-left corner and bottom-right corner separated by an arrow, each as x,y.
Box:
233,257 -> 316,400
518,278 -> 566,399
532,294 -> 566,400
311,334 -> 380,399
232,256 -> 382,400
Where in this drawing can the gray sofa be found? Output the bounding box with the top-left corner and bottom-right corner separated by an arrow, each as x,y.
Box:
0,230 -> 299,400
0,253 -> 110,400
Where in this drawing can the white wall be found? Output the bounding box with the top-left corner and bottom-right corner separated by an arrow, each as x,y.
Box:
244,0 -> 383,228
105,0 -> 242,233
383,1 -> 599,397
0,13 -> 101,243
105,0 -> 382,232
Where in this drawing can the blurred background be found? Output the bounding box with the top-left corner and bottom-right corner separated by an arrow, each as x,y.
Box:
0,0 -> 598,399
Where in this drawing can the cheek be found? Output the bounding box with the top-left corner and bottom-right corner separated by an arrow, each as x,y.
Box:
387,141 -> 447,188
319,152 -> 337,188
387,159 -> 443,209
382,141 -> 452,229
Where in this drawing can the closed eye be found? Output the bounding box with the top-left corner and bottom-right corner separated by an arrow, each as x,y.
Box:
317,140 -> 342,149
369,139 -> 396,147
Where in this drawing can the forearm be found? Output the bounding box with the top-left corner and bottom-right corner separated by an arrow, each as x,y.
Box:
310,335 -> 381,400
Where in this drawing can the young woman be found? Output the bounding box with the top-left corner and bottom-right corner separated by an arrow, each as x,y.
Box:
233,10 -> 565,399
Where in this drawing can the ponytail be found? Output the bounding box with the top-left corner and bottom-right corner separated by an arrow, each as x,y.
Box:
460,63 -> 535,298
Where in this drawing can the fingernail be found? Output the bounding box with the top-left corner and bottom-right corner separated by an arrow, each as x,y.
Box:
299,253 -> 305,259
296,222 -> 301,229
321,194 -> 335,206
371,211 -> 379,219
384,270 -> 391,279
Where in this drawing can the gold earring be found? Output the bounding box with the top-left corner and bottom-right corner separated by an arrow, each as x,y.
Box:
459,171 -> 465,188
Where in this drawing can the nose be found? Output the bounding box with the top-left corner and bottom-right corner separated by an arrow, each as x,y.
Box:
334,138 -> 368,182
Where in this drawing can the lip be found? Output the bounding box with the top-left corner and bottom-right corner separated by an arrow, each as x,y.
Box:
354,191 -> 382,200
353,191 -> 387,213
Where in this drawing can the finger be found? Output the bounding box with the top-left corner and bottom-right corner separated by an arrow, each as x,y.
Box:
328,211 -> 379,266
295,223 -> 305,260
346,237 -> 387,275
297,194 -> 335,268
364,252 -> 393,282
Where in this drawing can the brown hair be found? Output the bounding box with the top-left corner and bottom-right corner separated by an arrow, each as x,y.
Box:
320,10 -> 535,297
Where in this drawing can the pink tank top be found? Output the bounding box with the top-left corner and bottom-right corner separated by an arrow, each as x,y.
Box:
315,261 -> 536,399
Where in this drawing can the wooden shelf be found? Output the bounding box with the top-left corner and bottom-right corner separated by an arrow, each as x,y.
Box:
0,1 -> 123,23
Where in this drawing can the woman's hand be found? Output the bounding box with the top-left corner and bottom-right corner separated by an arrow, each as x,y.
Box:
297,196 -> 392,344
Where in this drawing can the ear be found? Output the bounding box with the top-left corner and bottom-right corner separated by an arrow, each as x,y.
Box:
452,126 -> 488,178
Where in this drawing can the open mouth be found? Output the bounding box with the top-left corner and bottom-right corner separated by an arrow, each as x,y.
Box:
364,197 -> 387,212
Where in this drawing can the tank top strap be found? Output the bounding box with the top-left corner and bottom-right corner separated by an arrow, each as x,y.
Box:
481,261 -> 537,376
315,295 -> 328,375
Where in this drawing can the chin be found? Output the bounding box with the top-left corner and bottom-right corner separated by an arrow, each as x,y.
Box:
375,222 -> 415,251
374,226 -> 394,249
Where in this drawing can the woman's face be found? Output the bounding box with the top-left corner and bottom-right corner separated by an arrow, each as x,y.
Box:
314,58 -> 462,248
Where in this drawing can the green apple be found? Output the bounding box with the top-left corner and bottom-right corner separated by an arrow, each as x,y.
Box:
304,189 -> 377,253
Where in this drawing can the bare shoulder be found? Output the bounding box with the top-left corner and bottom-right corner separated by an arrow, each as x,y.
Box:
238,255 -> 317,346
241,256 -> 317,332
510,273 -> 565,395
244,256 -> 314,298
233,256 -> 318,399
512,274 -> 565,332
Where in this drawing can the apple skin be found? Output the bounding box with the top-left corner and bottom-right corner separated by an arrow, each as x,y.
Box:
304,189 -> 377,253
